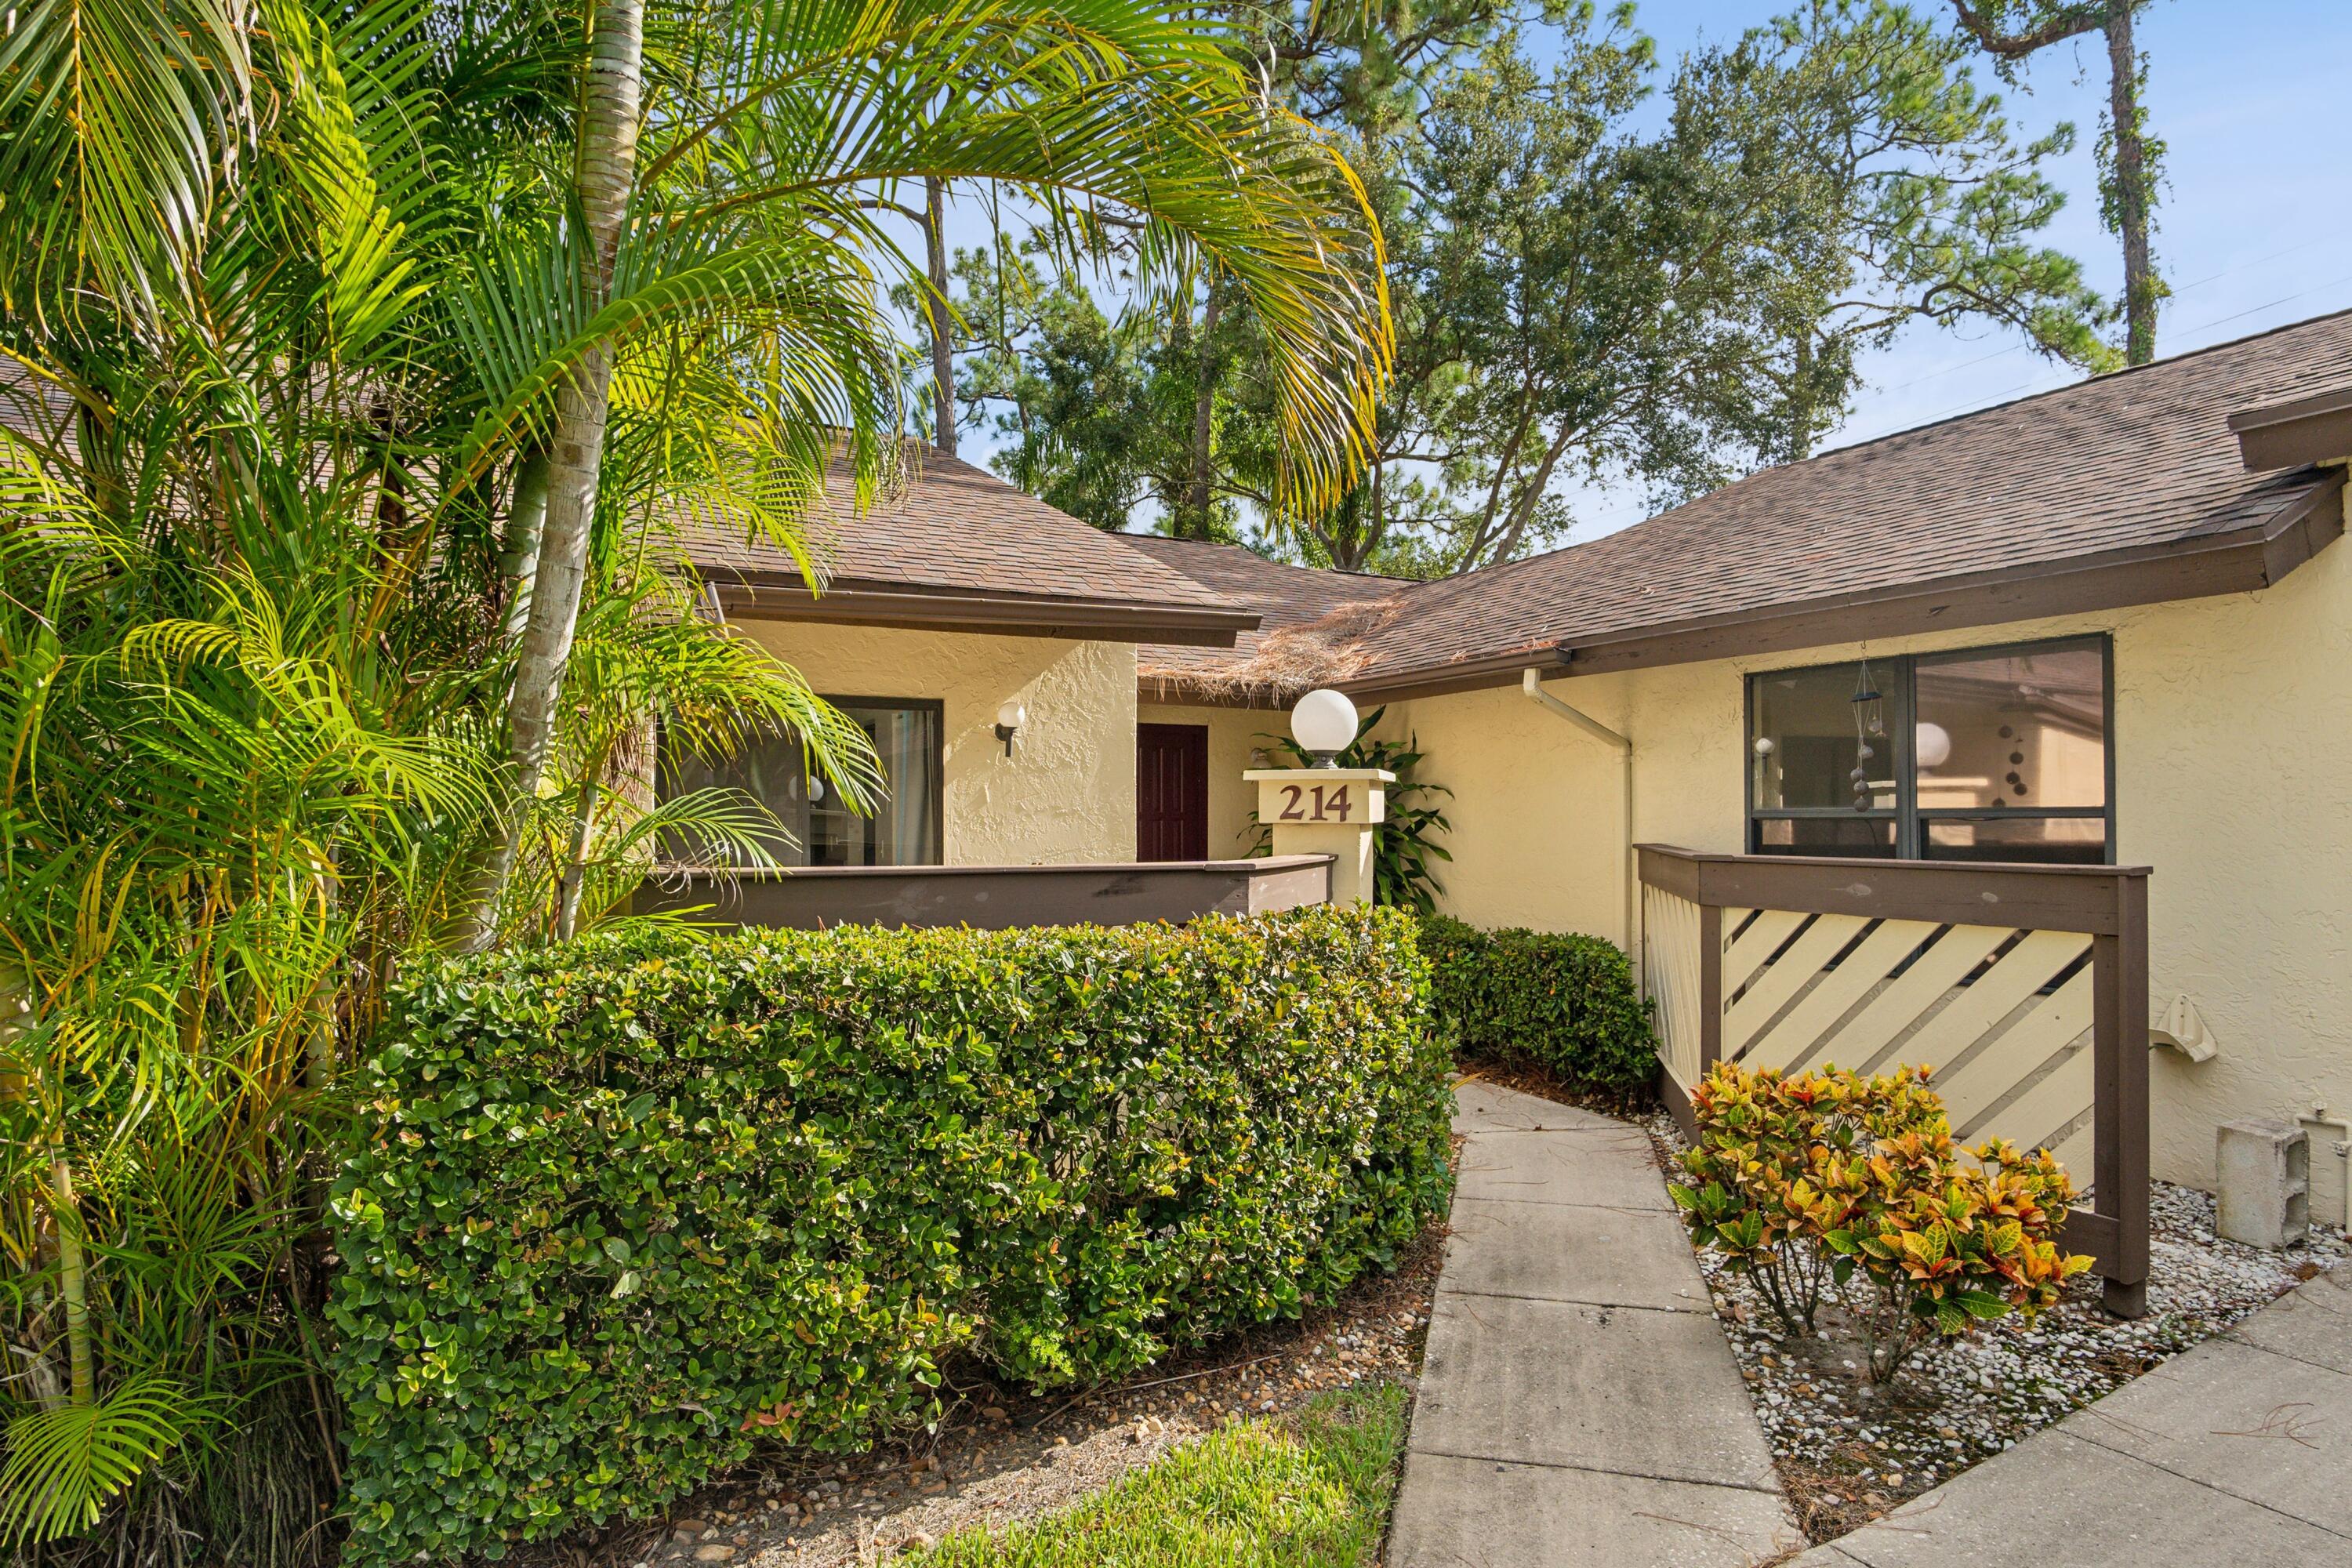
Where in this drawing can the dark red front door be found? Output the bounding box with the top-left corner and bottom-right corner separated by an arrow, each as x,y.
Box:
1137,724 -> 1210,862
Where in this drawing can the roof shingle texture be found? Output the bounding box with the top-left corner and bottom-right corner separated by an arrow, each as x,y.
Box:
681,447 -> 1241,615
1199,309 -> 2352,686
1118,536 -> 1406,684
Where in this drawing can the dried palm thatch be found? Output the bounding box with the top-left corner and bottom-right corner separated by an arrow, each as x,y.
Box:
1148,596 -> 1404,705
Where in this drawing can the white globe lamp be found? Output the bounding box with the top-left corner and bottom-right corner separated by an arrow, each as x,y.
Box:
994,698 -> 1027,757
1914,720 -> 1954,771
1290,688 -> 1359,768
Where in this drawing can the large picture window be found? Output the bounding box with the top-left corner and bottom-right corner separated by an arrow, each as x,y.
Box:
1746,637 -> 2111,865
664,696 -> 942,866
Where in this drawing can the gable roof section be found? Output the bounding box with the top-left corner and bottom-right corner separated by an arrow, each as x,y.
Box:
1156,309 -> 2352,702
684,448 -> 1258,647
1120,537 -> 1408,702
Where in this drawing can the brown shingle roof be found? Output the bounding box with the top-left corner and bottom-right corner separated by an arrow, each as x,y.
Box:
1121,537 -> 1407,698
1147,310 -> 2352,698
681,446 -> 1254,641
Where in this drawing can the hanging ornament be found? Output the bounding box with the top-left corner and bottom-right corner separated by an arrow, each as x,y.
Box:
1851,657 -> 1885,810
1852,657 -> 1886,739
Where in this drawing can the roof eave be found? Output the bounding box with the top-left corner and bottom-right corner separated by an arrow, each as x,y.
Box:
2230,388 -> 2352,470
708,574 -> 1259,648
1334,470 -> 2347,700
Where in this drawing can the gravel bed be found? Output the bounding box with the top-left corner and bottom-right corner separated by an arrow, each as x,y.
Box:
1637,1110 -> 2350,1543
501,1228 -> 1442,1568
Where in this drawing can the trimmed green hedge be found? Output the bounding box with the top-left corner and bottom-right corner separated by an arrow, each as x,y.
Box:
1417,913 -> 1657,1092
329,906 -> 1451,1565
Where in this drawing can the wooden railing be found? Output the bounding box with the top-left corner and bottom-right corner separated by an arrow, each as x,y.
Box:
1637,845 -> 2151,1318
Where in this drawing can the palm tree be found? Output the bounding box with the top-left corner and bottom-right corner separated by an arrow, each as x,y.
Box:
478,0 -> 1394,931
0,0 -> 1392,1554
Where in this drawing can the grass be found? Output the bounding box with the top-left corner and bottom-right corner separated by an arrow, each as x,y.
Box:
909,1381 -> 1411,1567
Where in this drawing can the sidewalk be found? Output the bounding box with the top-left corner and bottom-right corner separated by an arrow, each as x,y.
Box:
1386,1080 -> 1800,1566
1785,1255 -> 2351,1566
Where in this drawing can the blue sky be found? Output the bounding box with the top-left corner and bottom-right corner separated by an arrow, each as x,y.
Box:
1548,0 -> 2352,539
936,2 -> 2352,546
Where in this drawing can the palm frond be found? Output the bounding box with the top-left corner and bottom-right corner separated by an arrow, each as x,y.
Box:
0,1374 -> 206,1544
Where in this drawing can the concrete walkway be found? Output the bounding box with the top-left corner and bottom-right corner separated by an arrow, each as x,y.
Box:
1784,1260 -> 2352,1567
1387,1080 -> 1800,1566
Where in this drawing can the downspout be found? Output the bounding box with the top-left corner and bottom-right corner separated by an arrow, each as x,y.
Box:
1520,668 -> 1635,955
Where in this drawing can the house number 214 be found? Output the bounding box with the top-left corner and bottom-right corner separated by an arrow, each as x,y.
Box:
1277,783 -> 1352,822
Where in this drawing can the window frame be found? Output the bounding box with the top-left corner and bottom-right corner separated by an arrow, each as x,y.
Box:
659,693 -> 946,868
1744,633 -> 2114,865
805,694 -> 945,867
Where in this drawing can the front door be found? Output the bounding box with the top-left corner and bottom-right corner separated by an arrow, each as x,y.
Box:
1137,723 -> 1210,862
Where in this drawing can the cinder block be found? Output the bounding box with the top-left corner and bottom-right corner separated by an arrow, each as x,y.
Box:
2216,1119 -> 2310,1249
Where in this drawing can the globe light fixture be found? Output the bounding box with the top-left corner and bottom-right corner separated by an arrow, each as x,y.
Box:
1914,720 -> 1954,770
994,699 -> 1026,757
1290,688 -> 1358,768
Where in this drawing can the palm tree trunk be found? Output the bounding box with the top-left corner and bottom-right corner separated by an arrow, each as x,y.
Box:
924,177 -> 956,456
500,445 -> 552,640
473,0 -> 644,941
2102,4 -> 2159,365
53,1155 -> 92,1405
1181,285 -> 1221,539
554,779 -> 597,942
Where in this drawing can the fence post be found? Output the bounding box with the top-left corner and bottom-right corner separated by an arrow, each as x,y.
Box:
1697,902 -> 1722,1077
2092,870 -> 2151,1319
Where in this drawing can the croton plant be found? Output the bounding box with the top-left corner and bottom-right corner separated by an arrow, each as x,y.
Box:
1670,1062 -> 2092,1381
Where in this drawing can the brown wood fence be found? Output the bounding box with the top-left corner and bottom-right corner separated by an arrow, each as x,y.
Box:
1637,844 -> 2151,1318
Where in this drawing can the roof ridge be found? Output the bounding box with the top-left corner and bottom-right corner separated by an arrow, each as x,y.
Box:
1406,303 -> 2352,597
1116,532 -> 1417,585
1808,304 -> 2352,461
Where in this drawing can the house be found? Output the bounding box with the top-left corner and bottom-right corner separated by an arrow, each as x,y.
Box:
680,309 -> 2352,1198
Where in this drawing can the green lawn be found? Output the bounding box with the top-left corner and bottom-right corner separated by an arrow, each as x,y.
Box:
910,1381 -> 1410,1567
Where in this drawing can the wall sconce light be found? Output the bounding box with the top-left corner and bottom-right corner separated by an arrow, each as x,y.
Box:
994,699 -> 1026,758
1290,688 -> 1359,768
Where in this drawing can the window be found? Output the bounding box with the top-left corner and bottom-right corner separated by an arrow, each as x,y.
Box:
1746,637 -> 2111,865
663,697 -> 942,866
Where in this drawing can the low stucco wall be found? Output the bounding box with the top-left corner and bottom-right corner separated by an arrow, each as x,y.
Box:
1134,701 -> 1283,858
1381,532 -> 2352,1195
737,619 -> 1138,864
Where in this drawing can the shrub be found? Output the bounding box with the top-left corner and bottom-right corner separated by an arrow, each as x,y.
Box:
329,906 -> 1451,1565
1415,914 -> 1655,1092
1670,1062 -> 2090,1381
1669,1065 -> 1949,1334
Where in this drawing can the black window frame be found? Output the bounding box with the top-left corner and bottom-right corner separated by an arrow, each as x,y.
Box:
804,694 -> 945,867
659,693 -> 946,868
1744,634 -> 2115,865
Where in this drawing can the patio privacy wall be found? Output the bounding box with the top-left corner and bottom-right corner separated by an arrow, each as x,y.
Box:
1363,532 -> 2352,1195
741,620 -> 1139,862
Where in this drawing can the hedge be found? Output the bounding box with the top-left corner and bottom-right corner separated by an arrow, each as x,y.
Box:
1417,913 -> 1657,1092
328,905 -> 1452,1565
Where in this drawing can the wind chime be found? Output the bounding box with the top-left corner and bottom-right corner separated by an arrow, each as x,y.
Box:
1849,657 -> 1886,811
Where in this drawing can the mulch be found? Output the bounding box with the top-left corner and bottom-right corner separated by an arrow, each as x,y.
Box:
505,1229 -> 1445,1568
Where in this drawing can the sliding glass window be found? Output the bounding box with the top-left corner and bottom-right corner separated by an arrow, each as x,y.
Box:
1746,636 -> 2111,866
662,697 -> 942,866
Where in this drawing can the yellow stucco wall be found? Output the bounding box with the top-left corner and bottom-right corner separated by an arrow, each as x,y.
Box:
1380,532 -> 2352,1193
1134,702 -> 1287,858
736,619 -> 1138,863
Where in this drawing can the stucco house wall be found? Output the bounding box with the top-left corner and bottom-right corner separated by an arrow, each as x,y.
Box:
737,619 -> 1139,864
1378,533 -> 2352,1195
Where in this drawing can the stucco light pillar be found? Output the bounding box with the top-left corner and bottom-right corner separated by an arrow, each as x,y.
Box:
1247,688 -> 1390,906
1244,766 -> 1392,906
